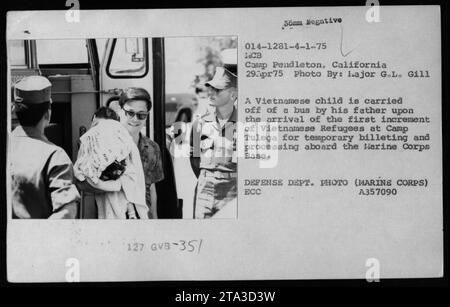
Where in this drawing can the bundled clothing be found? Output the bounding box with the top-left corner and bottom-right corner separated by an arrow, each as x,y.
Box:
74,119 -> 147,219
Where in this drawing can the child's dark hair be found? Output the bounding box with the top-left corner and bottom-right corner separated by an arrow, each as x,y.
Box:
100,159 -> 127,181
92,106 -> 120,122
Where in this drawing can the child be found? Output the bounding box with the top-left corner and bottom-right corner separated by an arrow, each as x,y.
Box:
74,107 -> 147,219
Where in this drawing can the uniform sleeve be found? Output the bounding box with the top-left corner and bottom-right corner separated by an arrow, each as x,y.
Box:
147,141 -> 164,184
46,149 -> 81,217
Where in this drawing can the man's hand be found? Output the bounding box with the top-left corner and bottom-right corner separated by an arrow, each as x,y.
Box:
75,179 -> 107,194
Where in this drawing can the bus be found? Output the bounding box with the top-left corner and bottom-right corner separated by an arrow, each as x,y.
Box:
9,37 -> 196,219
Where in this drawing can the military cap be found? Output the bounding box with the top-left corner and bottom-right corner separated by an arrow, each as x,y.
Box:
205,48 -> 237,90
14,76 -> 52,104
221,48 -> 237,77
205,67 -> 236,90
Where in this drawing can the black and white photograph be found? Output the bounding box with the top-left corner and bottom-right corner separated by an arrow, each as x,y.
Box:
2,3 -> 445,288
9,36 -> 238,220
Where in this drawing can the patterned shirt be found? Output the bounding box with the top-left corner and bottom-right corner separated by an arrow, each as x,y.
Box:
190,107 -> 237,172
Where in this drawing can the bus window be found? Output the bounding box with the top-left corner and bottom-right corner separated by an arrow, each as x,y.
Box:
9,40 -> 26,67
106,38 -> 148,78
36,39 -> 88,65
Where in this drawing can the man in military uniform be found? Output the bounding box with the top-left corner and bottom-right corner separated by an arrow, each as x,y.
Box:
190,49 -> 238,219
10,76 -> 80,218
